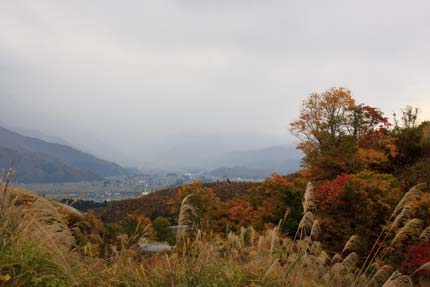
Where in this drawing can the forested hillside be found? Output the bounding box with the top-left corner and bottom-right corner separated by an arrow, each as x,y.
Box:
95,87 -> 430,279
0,126 -> 126,183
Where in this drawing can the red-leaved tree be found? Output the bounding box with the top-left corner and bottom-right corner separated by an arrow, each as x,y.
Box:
314,173 -> 351,211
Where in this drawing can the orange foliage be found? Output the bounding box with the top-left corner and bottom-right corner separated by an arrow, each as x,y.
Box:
383,137 -> 398,158
262,173 -> 291,193
295,168 -> 312,184
290,88 -> 398,178
227,198 -> 258,226
290,87 -> 355,155
257,195 -> 281,222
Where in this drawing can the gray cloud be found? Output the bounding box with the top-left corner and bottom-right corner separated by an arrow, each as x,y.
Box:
0,0 -> 429,167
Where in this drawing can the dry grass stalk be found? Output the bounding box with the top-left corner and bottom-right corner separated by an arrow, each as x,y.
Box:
295,211 -> 314,241
391,218 -> 423,246
357,184 -> 426,281
0,169 -> 81,285
303,182 -> 317,212
176,194 -> 197,244
382,271 -> 413,287
392,185 -> 424,216
310,219 -> 321,241
331,253 -> 342,265
419,226 -> 430,244
262,258 -> 280,283
412,261 -> 430,276
269,227 -> 279,258
309,241 -> 322,256
342,235 -> 360,255
365,264 -> 393,287
342,252 -> 359,271
391,205 -> 416,230
0,168 -> 14,211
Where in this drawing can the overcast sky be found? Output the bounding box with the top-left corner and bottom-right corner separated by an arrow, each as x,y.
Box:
0,1 -> 429,167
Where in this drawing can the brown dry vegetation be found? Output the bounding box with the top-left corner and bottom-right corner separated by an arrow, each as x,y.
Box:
1,168 -> 429,286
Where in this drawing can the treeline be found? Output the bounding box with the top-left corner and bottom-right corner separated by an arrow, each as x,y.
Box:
59,199 -> 108,212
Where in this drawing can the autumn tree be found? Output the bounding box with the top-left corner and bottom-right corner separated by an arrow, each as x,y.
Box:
290,87 -> 355,155
290,88 -> 359,178
398,105 -> 420,128
349,104 -> 390,145
254,173 -> 304,233
226,198 -> 258,227
391,115 -> 430,188
290,87 -> 395,178
313,173 -> 350,211
172,180 -> 226,232
316,171 -> 400,252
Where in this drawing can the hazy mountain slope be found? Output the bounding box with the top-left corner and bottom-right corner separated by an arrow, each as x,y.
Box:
0,126 -> 126,182
0,147 -> 102,183
208,145 -> 302,173
143,131 -> 289,170
0,122 -> 71,146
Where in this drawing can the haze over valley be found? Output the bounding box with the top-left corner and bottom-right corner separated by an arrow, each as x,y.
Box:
0,124 -> 301,201
2,2 -> 430,286
1,1 -> 429,174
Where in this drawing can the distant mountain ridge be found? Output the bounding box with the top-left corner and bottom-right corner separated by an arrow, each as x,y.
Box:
203,145 -> 302,179
0,126 -> 126,183
0,122 -> 72,146
210,145 -> 301,173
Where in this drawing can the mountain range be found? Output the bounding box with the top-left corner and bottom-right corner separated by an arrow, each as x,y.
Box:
211,145 -> 300,171
0,126 -> 126,183
0,125 -> 302,183
203,145 -> 301,179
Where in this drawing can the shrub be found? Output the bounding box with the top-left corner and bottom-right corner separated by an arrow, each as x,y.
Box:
402,245 -> 430,276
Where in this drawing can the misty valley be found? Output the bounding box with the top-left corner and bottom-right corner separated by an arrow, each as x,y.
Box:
1,2 -> 430,286
1,87 -> 429,286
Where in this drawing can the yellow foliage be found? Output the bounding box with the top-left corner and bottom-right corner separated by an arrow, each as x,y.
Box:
349,170 -> 399,197
0,274 -> 11,282
290,87 -> 355,155
357,148 -> 388,167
